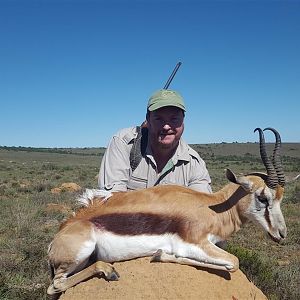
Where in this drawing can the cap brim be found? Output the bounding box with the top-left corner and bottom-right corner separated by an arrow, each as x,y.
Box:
148,101 -> 186,112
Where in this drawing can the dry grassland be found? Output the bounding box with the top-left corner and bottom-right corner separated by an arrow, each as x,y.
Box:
0,143 -> 299,300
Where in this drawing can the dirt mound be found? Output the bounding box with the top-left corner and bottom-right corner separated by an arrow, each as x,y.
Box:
59,257 -> 266,300
51,182 -> 82,194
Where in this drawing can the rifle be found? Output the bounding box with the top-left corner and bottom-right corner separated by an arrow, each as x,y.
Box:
163,62 -> 182,89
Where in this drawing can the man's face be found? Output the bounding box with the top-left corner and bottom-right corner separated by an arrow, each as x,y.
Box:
147,106 -> 184,149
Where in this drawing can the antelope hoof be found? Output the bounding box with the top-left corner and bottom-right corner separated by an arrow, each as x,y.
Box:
150,249 -> 163,262
47,284 -> 62,296
225,264 -> 238,272
105,269 -> 120,281
94,261 -> 120,281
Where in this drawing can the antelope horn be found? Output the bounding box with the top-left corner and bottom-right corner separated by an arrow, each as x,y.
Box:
264,127 -> 285,187
254,128 -> 278,189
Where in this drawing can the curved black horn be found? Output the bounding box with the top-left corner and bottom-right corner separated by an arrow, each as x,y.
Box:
254,128 -> 278,189
264,127 -> 285,187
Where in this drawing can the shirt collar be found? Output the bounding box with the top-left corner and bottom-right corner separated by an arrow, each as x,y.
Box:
172,139 -> 190,164
145,138 -> 190,164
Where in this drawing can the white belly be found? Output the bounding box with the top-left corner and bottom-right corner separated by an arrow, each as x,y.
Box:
93,230 -> 206,262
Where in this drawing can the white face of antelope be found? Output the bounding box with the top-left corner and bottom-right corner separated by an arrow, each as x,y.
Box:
244,182 -> 287,243
238,127 -> 287,243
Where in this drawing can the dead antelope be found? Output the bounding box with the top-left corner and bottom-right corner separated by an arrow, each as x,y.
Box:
47,127 -> 287,296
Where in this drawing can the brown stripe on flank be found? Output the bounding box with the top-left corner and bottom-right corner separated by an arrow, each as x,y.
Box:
90,213 -> 185,236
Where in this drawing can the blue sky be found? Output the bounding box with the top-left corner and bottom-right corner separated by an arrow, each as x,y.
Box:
0,0 -> 299,147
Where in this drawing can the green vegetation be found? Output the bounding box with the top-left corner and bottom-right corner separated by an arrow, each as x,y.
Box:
0,146 -> 105,156
0,144 -> 299,299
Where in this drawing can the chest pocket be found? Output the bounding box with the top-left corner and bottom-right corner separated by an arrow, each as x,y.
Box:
127,175 -> 147,190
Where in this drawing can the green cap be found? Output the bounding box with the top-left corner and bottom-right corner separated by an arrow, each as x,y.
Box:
147,89 -> 186,112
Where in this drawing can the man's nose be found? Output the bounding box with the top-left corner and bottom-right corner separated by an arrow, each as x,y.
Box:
162,123 -> 171,130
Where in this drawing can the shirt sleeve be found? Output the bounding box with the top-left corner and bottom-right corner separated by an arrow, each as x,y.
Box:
98,134 -> 131,192
188,156 -> 212,193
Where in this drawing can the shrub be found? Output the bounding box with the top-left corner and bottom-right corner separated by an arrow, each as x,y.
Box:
227,244 -> 277,297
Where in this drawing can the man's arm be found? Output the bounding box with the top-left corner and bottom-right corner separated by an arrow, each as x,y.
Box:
98,133 -> 132,192
188,156 -> 212,193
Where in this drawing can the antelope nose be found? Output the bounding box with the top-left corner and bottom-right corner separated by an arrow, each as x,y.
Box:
279,228 -> 287,239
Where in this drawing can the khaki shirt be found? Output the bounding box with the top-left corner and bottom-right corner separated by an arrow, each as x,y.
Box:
99,127 -> 212,193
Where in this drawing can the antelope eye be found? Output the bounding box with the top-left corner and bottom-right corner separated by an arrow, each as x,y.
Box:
257,195 -> 269,205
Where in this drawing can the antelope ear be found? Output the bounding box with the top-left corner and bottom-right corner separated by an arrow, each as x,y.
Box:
226,169 -> 238,183
226,169 -> 253,192
246,172 -> 268,182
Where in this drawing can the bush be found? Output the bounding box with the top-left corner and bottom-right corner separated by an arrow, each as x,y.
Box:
227,244 -> 299,300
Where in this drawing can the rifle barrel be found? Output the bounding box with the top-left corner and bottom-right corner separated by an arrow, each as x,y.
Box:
163,62 -> 182,89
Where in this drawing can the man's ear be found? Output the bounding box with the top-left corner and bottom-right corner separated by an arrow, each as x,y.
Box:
141,120 -> 148,128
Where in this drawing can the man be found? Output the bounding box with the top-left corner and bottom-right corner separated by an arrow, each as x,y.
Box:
98,89 -> 212,193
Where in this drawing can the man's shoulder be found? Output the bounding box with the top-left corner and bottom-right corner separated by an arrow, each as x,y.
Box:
188,145 -> 202,161
113,126 -> 138,144
180,140 -> 203,163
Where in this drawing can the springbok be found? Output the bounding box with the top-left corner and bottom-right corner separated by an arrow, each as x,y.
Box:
47,127 -> 287,296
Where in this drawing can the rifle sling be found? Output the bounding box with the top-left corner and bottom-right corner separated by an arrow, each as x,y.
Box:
129,126 -> 148,172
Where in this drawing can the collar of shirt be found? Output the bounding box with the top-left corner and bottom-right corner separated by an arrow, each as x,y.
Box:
145,139 -> 190,173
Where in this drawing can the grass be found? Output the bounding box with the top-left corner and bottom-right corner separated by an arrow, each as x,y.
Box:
0,144 -> 299,299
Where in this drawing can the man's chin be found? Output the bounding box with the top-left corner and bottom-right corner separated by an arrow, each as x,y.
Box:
158,138 -> 176,148
159,144 -> 173,149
